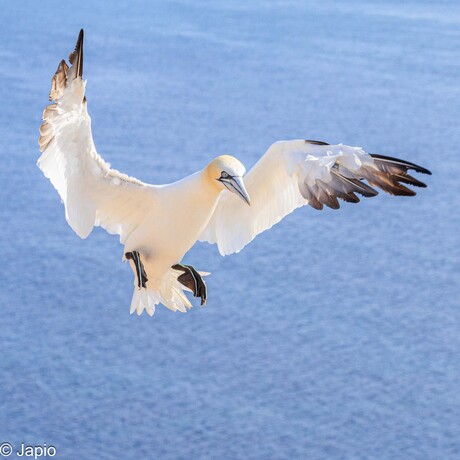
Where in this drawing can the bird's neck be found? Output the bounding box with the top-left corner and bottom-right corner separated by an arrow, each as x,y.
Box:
169,169 -> 222,237
172,169 -> 222,210
196,168 -> 223,206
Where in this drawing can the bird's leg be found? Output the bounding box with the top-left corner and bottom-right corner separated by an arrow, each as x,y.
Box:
126,251 -> 148,289
172,264 -> 207,306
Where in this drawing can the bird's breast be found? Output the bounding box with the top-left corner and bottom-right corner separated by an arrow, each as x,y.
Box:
124,173 -> 221,270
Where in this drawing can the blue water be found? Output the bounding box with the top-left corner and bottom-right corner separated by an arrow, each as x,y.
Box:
1,1 -> 459,459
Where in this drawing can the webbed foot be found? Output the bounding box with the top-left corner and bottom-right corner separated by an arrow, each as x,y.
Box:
172,264 -> 207,306
126,251 -> 148,289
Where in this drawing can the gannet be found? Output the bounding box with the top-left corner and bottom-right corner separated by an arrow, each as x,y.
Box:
38,30 -> 431,316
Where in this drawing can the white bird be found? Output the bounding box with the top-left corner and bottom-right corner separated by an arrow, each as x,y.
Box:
38,30 -> 431,316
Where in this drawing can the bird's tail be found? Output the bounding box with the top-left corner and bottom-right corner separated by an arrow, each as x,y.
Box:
129,267 -> 209,316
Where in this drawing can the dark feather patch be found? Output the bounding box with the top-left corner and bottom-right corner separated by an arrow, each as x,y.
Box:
305,139 -> 330,146
331,169 -> 378,197
370,153 -> 431,175
394,173 -> 427,188
68,29 -> 84,79
297,148 -> 431,210
49,60 -> 68,101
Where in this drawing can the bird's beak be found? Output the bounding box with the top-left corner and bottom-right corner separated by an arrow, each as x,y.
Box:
221,176 -> 251,206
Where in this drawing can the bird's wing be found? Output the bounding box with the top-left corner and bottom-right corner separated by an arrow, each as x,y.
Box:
200,139 -> 431,255
38,30 -> 155,243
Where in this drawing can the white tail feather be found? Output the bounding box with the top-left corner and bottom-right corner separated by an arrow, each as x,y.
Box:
129,268 -> 210,316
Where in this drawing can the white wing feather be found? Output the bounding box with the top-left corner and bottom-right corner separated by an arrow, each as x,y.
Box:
200,140 -> 307,255
200,139 -> 429,255
38,59 -> 154,243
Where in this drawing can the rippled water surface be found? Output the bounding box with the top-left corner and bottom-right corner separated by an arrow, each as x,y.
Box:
1,1 -> 459,458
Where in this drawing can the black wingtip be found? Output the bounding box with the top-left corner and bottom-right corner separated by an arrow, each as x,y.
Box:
370,153 -> 432,175
69,29 -> 84,78
76,29 -> 84,78
305,139 -> 330,146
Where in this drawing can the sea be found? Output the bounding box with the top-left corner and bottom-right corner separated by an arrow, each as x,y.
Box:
0,1 -> 459,458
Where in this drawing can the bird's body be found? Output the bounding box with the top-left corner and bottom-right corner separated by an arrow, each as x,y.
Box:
38,30 -> 431,316
124,170 -> 221,279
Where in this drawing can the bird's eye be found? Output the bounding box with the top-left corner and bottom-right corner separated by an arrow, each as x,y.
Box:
220,171 -> 229,179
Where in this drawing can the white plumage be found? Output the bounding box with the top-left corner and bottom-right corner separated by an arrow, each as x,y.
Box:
200,141 -> 376,255
38,30 -> 431,316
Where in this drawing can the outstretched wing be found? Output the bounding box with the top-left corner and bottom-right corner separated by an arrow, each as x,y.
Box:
38,30 -> 155,243
200,139 -> 431,255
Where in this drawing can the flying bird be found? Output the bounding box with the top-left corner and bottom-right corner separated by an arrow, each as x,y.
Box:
38,30 -> 431,316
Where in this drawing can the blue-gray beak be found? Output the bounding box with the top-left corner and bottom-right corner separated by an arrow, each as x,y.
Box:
220,176 -> 251,206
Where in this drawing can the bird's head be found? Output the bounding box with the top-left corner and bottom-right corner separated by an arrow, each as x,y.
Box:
205,155 -> 250,206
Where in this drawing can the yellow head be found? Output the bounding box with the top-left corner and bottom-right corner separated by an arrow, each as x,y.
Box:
205,155 -> 250,205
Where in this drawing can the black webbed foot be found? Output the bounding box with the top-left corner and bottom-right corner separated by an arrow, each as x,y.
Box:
126,251 -> 148,289
172,264 -> 207,306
